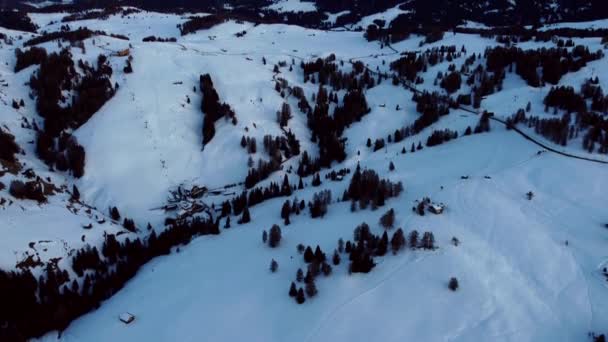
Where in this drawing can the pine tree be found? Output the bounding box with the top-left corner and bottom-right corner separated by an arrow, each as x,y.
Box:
332,249 -> 341,265
389,161 -> 395,171
262,230 -> 268,243
391,228 -> 405,253
72,185 -> 80,201
224,216 -> 231,228
376,231 -> 389,256
409,230 -> 419,248
109,206 -> 120,221
270,259 -> 278,272
304,246 -> 314,263
379,208 -> 395,228
296,268 -> 304,282
239,206 -> 251,224
448,277 -> 459,291
296,288 -> 306,304
289,282 -> 297,297
321,262 -> 332,276
314,245 -> 326,262
305,280 -> 318,297
268,224 -> 282,248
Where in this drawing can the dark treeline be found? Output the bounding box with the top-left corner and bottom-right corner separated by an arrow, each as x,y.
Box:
243,133 -> 300,189
24,27 -> 129,47
221,175 -> 295,219
0,128 -> 20,164
179,15 -> 226,35
199,73 -> 236,144
14,47 -> 47,72
505,81 -> 608,154
296,56 -> 372,177
343,165 -> 403,210
485,45 -> 603,87
426,129 -> 458,147
289,222 -> 435,304
389,46 -> 460,83
0,10 -> 37,32
27,48 -> 115,178
61,6 -> 140,22
0,217 -> 219,341
142,35 -> 177,42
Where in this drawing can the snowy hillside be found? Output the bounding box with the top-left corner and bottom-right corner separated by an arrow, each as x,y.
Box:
0,3 -> 607,342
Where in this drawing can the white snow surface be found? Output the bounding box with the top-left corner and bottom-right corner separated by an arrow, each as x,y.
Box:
265,0 -> 317,13
0,7 -> 607,342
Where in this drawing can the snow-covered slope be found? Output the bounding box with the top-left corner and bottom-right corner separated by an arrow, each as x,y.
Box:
0,8 -> 607,342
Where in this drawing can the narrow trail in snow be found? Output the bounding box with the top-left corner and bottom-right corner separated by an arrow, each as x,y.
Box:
370,41 -> 608,165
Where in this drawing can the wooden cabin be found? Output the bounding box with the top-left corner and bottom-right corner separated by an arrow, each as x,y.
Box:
429,204 -> 445,215
119,312 -> 135,324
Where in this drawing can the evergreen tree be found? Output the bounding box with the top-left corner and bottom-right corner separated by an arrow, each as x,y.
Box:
296,268 -> 304,282
296,288 -> 306,304
289,282 -> 297,297
304,246 -> 314,263
409,230 -> 419,248
239,206 -> 251,224
268,224 -> 282,248
332,249 -> 341,265
448,277 -> 459,291
71,185 -> 80,201
305,280 -> 318,297
391,228 -> 405,253
270,259 -> 278,273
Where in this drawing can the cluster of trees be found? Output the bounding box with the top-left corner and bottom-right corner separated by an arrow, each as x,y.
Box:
289,244 -> 333,304
305,85 -> 370,172
0,128 -> 20,164
544,86 -> 587,114
440,71 -> 462,94
287,220 -> 437,304
426,129 -> 458,147
474,111 -> 492,134
325,168 -> 350,181
262,224 -> 282,248
0,216 -> 219,340
9,179 -> 46,202
244,158 -> 280,189
14,47 -> 47,72
412,91 -> 453,133
280,197 -> 305,225
29,49 -> 115,178
309,189 -> 331,218
61,7 -> 139,23
240,135 -> 257,154
199,73 -> 236,144
224,176 -> 295,221
0,10 -> 37,32
179,15 -> 225,35
142,36 -> 177,42
390,46 -> 460,81
343,165 -> 404,210
500,81 -> 607,153
485,45 -> 603,87
277,102 -> 292,127
24,27 -> 127,47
